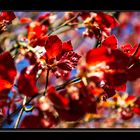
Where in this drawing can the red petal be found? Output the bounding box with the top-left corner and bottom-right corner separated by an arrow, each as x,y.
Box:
0,51 -> 17,93
45,35 -> 62,59
101,35 -> 118,49
17,67 -> 38,97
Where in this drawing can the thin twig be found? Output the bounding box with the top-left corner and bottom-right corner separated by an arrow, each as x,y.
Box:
13,96 -> 27,128
13,108 -> 24,128
132,43 -> 140,57
47,13 -> 80,36
2,77 -> 81,126
43,68 -> 50,96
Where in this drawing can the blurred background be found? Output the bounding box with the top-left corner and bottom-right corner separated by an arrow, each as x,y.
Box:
2,12 -> 140,128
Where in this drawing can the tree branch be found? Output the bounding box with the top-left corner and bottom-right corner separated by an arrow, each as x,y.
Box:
2,76 -> 82,127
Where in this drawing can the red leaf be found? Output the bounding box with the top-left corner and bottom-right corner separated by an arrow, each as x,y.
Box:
134,97 -> 140,106
115,84 -> 126,91
78,95 -> 97,114
80,12 -> 91,20
104,71 -> 127,89
20,115 -> 42,128
52,51 -> 81,78
17,67 -> 38,97
40,111 -> 59,128
121,43 -> 140,58
127,60 -> 140,81
121,44 -> 134,56
108,49 -> 129,70
121,108 -> 134,120
25,51 -> 37,65
20,17 -> 32,24
95,12 -> 119,29
86,46 -> 114,65
37,13 -> 50,26
0,51 -> 17,94
125,95 -> 136,102
47,86 -> 69,109
56,108 -> 84,122
27,21 -> 48,47
62,40 -> 73,53
57,51 -> 81,71
101,35 -> 118,49
132,107 -> 140,115
0,12 -> 16,24
45,35 -> 62,59
102,85 -> 116,98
